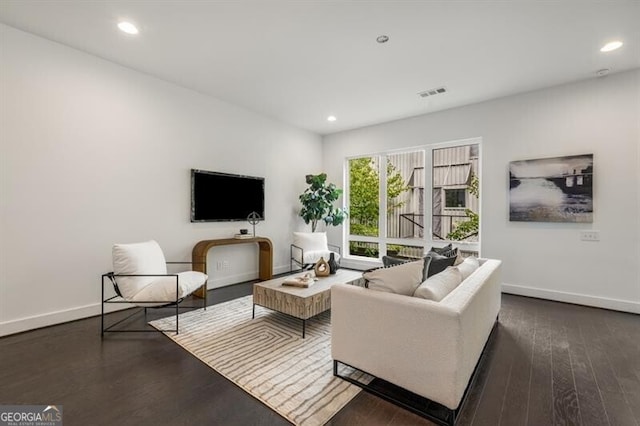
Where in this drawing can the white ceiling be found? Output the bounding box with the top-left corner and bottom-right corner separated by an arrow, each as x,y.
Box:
1,1 -> 638,135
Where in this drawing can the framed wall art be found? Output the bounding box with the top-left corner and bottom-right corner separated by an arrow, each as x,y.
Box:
509,154 -> 593,223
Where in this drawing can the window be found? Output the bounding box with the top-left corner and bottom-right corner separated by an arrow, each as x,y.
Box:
445,189 -> 466,208
347,156 -> 379,258
345,139 -> 480,263
347,151 -> 423,259
431,142 -> 480,245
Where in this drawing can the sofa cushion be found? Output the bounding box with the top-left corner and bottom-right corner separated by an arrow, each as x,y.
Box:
363,259 -> 424,296
131,271 -> 207,305
425,251 -> 458,277
413,266 -> 463,301
456,256 -> 480,280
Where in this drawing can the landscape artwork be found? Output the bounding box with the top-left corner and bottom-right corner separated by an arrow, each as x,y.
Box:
509,154 -> 593,223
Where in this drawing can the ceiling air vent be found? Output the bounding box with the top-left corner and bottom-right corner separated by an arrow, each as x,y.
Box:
418,87 -> 448,98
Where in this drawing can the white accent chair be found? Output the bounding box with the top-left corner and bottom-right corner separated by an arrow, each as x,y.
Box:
290,231 -> 341,271
101,240 -> 208,335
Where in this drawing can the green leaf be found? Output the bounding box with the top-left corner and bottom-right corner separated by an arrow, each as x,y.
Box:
299,173 -> 348,230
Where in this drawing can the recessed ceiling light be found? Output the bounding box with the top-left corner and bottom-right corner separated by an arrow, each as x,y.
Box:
327,116 -> 337,122
376,35 -> 389,44
118,21 -> 139,35
600,41 -> 623,52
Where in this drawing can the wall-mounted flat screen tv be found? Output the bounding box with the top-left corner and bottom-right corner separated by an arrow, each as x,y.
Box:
191,169 -> 265,222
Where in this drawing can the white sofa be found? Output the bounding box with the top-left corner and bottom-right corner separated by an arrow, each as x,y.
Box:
331,258 -> 502,420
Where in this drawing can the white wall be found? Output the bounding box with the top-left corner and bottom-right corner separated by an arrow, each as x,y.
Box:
0,24 -> 322,336
323,69 -> 640,313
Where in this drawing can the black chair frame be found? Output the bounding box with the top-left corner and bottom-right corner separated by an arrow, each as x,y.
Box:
101,261 -> 206,337
290,243 -> 341,272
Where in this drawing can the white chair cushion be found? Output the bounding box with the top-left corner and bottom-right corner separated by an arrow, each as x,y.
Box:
300,250 -> 341,265
293,232 -> 328,252
363,260 -> 424,296
456,256 -> 480,280
112,240 -> 167,300
413,266 -> 463,301
292,232 -> 341,265
130,271 -> 208,306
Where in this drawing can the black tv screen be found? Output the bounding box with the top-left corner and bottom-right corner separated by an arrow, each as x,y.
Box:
191,169 -> 265,222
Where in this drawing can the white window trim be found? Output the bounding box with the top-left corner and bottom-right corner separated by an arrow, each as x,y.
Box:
342,137 -> 482,266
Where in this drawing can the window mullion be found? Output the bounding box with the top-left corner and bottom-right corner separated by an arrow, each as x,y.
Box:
378,154 -> 387,258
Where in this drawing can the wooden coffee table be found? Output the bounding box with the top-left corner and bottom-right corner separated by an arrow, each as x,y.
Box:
252,269 -> 364,338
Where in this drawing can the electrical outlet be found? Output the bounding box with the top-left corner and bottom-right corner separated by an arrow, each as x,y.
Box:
580,231 -> 600,242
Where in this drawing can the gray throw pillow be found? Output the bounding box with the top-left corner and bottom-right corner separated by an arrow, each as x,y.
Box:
425,251 -> 457,277
382,255 -> 409,267
421,256 -> 432,282
429,244 -> 453,255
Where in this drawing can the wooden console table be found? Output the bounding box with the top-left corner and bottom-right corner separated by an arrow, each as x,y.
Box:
192,237 -> 273,299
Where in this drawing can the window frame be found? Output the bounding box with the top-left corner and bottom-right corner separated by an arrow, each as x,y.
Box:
444,188 -> 467,209
343,137 -> 481,265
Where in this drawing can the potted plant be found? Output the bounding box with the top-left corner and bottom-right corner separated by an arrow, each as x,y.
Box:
299,173 -> 348,232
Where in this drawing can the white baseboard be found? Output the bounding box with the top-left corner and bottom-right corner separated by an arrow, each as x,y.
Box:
2,266 -> 295,337
0,302 -> 132,338
502,283 -> 640,314
4,277 -> 636,337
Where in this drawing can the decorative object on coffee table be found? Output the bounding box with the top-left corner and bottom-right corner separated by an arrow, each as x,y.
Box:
328,252 -> 339,274
314,257 -> 330,277
282,273 -> 315,288
247,211 -> 261,236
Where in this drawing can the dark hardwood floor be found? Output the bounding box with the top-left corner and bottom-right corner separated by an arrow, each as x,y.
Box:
1,284 -> 639,426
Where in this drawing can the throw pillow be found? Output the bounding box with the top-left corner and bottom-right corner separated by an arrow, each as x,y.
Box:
292,232 -> 328,252
425,251 -> 458,277
382,255 -> 409,267
362,260 -> 408,288
413,266 -> 463,302
441,247 -> 459,259
429,245 -> 459,261
456,256 -> 480,280
363,259 -> 424,296
421,256 -> 432,282
429,243 -> 453,255
452,251 -> 464,266
112,240 -> 168,299
381,255 -> 432,282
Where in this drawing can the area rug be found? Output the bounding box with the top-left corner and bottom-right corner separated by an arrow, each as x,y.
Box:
149,295 -> 368,426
